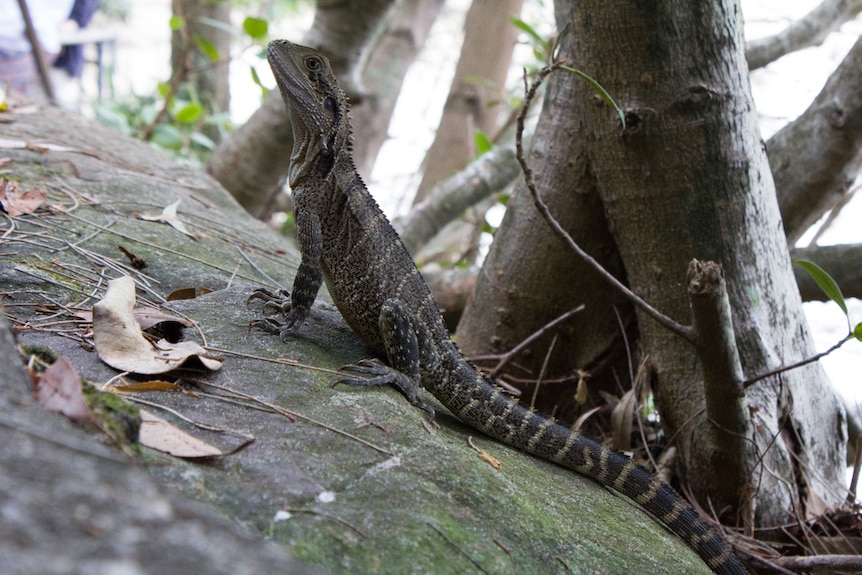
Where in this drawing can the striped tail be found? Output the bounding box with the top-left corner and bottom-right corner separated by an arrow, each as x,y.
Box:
444,374 -> 747,575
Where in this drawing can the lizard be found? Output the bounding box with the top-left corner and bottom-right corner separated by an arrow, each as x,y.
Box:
250,39 -> 749,575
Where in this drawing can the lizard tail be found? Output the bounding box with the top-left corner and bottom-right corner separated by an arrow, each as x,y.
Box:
448,379 -> 747,575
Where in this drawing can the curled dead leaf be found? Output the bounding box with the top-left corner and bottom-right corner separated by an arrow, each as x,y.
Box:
92,276 -> 222,374
0,177 -> 47,216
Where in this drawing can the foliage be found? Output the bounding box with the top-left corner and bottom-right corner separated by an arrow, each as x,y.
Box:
795,259 -> 862,341
93,3 -> 276,163
93,90 -> 230,164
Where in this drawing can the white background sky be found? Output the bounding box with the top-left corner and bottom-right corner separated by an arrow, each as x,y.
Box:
103,0 -> 862,414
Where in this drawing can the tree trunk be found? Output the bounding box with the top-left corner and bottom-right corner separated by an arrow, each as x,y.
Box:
460,0 -> 848,530
351,0 -> 446,176
456,61 -> 635,419
415,0 -> 523,202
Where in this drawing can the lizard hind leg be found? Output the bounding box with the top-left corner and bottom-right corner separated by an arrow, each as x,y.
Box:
336,298 -> 435,419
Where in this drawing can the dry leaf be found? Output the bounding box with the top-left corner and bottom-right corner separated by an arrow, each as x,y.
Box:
118,245 -> 147,269
138,409 -> 222,458
0,178 -> 47,216
110,380 -> 191,394
92,276 -> 222,374
137,199 -> 196,238
34,355 -> 93,423
610,388 -> 636,452
133,307 -> 192,330
166,287 -> 214,301
468,436 -> 502,470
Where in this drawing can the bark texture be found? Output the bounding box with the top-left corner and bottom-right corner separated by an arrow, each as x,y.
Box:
559,0 -> 845,526
456,56 -> 635,415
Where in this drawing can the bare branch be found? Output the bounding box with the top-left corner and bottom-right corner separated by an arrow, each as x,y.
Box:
394,146 -> 519,253
770,35 -> 862,244
774,554 -> 862,572
746,0 -> 862,70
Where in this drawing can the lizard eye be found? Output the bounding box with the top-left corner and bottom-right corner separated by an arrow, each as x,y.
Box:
305,57 -> 322,71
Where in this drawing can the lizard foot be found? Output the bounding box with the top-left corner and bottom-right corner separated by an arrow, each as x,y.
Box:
338,359 -> 435,420
248,317 -> 294,343
246,288 -> 292,315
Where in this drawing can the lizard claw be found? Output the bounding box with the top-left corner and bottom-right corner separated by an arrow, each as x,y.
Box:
247,288 -> 292,315
336,359 -> 435,421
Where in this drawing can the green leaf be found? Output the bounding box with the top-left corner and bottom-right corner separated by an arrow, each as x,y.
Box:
189,131 -> 216,150
193,35 -> 219,61
794,260 -> 848,317
250,66 -> 269,95
560,65 -> 626,129
175,102 -> 203,124
151,124 -> 184,150
854,322 -> 862,342
510,17 -> 544,46
242,16 -> 268,39
156,82 -> 171,99
169,15 -> 183,31
94,105 -> 131,134
474,130 -> 493,156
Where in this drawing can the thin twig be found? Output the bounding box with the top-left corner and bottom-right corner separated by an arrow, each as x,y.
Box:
515,63 -> 696,345
186,377 -> 393,457
236,245 -> 282,288
487,305 -> 584,378
426,522 -> 490,575
742,334 -> 852,388
529,334 -> 556,410
281,508 -> 366,538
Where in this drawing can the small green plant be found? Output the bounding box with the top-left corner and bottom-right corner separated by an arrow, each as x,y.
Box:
94,7 -> 273,164
796,259 -> 862,343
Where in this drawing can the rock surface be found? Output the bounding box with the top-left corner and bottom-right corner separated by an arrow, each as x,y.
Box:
0,106 -> 711,574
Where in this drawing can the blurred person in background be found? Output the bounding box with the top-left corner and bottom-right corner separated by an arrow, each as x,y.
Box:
0,0 -> 77,102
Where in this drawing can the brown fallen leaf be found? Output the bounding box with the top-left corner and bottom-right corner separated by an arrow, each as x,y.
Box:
133,307 -> 192,331
110,380 -> 193,394
166,287 -> 214,301
92,276 -> 222,374
468,436 -> 502,470
0,177 -> 47,216
34,355 -> 93,423
138,409 -> 222,458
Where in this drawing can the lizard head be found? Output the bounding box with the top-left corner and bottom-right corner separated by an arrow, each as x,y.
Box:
268,40 -> 349,185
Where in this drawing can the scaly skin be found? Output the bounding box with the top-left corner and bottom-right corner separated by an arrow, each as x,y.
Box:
252,39 -> 748,575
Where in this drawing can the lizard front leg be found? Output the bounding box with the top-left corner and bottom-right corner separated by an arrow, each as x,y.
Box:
338,298 -> 435,419
249,203 -> 323,341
